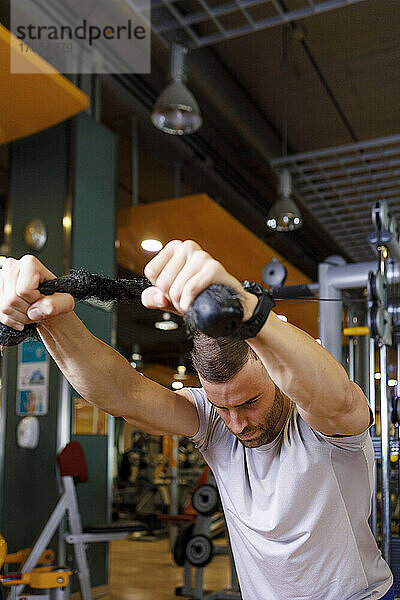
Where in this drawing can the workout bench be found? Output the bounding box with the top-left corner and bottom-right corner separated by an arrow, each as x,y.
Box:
3,441 -> 146,600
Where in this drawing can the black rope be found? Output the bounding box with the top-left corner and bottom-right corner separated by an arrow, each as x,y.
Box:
38,269 -> 150,302
0,268 -> 368,348
0,270 -> 244,347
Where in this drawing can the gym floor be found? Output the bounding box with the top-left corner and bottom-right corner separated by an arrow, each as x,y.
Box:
106,537 -> 230,599
75,538 -> 399,599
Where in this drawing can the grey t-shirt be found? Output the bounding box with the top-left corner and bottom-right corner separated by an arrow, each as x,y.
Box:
188,386 -> 393,600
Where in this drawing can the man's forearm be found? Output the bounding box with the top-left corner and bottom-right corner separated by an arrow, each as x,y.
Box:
37,312 -> 141,416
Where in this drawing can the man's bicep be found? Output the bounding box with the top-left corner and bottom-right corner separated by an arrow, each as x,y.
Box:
123,380 -> 199,437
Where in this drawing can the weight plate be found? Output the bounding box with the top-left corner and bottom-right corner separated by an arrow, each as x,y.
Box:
368,271 -> 386,304
368,272 -> 376,301
369,305 -> 386,339
173,523 -> 194,567
370,272 -> 378,302
368,304 -> 378,338
185,534 -> 214,567
374,272 -> 385,303
192,484 -> 219,516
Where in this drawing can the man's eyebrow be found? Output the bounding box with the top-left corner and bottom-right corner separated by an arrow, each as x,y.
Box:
209,394 -> 262,409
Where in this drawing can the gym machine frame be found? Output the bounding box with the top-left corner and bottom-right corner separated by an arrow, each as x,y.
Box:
274,199 -> 400,590
318,200 -> 398,569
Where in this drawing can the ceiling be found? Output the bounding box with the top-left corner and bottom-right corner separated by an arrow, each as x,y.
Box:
204,0 -> 399,152
150,0 -> 366,50
100,0 -> 400,373
101,0 -> 400,275
146,0 -> 399,151
271,134 -> 400,262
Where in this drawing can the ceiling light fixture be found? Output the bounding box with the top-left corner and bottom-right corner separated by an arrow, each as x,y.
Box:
172,381 -> 184,390
63,216 -> 72,229
141,239 -> 163,252
174,365 -> 189,380
151,43 -> 202,136
154,312 -> 179,331
267,169 -> 303,232
131,343 -> 143,364
130,343 -> 143,369
267,27 -> 302,233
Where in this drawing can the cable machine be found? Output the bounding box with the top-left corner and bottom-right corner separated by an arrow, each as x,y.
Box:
320,200 -> 400,591
272,199 -> 400,593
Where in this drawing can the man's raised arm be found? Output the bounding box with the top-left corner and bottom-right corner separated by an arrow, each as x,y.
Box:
141,240 -> 371,437
0,255 -> 199,437
247,312 -> 371,436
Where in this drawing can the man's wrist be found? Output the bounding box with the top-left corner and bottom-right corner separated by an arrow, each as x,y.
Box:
241,291 -> 258,322
36,312 -> 77,339
237,281 -> 275,339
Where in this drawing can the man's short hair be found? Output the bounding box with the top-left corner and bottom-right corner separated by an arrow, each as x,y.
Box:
190,332 -> 258,383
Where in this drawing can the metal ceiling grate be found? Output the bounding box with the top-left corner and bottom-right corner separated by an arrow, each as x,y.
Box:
270,134 -> 400,263
147,0 -> 366,48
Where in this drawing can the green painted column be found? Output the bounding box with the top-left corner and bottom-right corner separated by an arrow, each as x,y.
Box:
70,112 -> 117,590
0,112 -> 117,593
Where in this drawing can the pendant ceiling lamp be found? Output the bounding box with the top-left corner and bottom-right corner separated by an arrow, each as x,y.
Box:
267,27 -> 302,232
266,169 -> 302,231
151,43 -> 202,135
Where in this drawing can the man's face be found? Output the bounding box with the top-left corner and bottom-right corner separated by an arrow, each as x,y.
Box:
200,358 -> 286,448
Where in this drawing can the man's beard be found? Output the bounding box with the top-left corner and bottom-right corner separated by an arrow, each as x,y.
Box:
230,386 -> 285,448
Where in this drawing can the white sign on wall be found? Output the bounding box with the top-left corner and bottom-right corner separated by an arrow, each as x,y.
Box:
16,339 -> 49,416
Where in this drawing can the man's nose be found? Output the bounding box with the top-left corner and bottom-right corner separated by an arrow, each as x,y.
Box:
229,411 -> 247,435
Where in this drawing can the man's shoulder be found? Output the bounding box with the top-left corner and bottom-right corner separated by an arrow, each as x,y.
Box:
187,386 -> 232,453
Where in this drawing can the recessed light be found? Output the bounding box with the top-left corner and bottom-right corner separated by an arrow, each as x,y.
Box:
172,381 -> 184,390
141,239 -> 163,252
155,320 -> 178,330
155,313 -> 178,330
